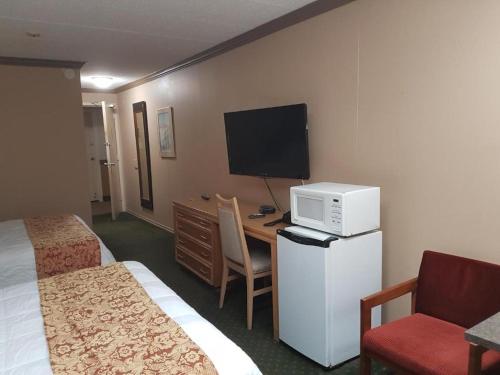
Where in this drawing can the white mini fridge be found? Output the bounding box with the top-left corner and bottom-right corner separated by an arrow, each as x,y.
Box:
277,225 -> 382,367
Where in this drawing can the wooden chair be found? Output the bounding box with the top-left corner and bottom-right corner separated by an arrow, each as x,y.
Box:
216,194 -> 272,330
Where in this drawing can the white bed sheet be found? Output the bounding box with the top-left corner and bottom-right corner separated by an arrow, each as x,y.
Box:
0,261 -> 261,375
0,216 -> 115,288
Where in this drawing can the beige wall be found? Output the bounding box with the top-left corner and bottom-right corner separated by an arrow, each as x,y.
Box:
0,65 -> 91,223
116,0 -> 500,321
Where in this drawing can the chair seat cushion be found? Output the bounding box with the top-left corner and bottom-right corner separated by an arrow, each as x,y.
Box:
363,313 -> 500,375
249,246 -> 271,273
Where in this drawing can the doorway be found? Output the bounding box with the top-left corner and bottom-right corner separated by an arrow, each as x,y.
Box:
83,103 -> 122,220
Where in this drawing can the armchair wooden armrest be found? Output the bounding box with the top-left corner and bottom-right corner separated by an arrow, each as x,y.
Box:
361,277 -> 418,336
359,277 -> 418,375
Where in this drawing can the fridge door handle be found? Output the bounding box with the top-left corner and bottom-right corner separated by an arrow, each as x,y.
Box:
277,229 -> 337,248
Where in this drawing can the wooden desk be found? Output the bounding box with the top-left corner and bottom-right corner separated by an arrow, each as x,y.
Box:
173,197 -> 286,341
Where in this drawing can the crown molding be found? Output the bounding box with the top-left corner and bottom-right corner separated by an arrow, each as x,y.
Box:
81,88 -> 117,94
115,0 -> 354,93
0,56 -> 85,69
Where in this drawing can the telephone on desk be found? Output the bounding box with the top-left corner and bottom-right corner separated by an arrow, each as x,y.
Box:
264,211 -> 292,227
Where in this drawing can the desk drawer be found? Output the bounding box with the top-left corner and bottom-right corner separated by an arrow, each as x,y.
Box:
176,209 -> 211,230
173,202 -> 222,287
176,247 -> 211,283
177,232 -> 212,262
177,217 -> 212,246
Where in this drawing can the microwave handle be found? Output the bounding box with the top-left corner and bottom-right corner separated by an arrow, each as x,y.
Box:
277,228 -> 337,248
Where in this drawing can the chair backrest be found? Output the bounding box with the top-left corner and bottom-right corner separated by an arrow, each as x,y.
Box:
216,194 -> 251,272
415,250 -> 500,328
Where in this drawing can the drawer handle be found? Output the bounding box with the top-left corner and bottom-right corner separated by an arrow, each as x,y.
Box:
199,220 -> 208,226
178,239 -> 185,245
199,268 -> 209,276
200,234 -> 208,240
202,251 -> 209,258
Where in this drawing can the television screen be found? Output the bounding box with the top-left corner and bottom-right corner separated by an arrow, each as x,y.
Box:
224,103 -> 309,179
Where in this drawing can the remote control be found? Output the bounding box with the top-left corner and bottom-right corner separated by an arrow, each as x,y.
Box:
248,213 -> 266,219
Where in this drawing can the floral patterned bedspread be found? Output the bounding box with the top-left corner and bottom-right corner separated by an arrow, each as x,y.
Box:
38,262 -> 218,375
24,214 -> 101,279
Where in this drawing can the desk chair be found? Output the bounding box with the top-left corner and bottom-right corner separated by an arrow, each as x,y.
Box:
216,194 -> 272,330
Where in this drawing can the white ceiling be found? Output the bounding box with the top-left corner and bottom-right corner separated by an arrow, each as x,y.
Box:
0,0 -> 316,90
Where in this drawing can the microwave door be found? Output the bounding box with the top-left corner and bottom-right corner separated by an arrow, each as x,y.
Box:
295,194 -> 325,224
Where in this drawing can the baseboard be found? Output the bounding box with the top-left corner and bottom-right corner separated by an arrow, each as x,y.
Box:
125,209 -> 174,233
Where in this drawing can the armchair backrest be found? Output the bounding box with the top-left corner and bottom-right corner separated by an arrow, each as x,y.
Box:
415,250 -> 500,328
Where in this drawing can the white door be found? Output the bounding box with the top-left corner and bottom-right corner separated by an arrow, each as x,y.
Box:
102,102 -> 122,220
83,108 -> 103,201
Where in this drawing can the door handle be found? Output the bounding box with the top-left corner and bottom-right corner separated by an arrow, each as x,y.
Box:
104,162 -> 116,166
276,229 -> 337,248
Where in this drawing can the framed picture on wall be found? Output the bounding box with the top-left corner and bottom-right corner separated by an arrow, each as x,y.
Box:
157,107 -> 176,158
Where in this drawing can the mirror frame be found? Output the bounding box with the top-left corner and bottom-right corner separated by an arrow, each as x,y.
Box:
132,101 -> 154,210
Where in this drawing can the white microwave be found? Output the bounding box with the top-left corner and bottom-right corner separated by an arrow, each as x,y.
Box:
290,182 -> 380,236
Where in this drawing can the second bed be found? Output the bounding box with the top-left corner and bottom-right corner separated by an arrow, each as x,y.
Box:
0,216 -> 115,288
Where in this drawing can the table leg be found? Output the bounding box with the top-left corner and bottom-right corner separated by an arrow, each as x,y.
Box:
271,240 -> 279,341
468,343 -> 486,375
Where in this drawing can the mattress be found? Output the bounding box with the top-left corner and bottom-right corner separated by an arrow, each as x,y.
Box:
0,261 -> 261,375
0,216 -> 115,288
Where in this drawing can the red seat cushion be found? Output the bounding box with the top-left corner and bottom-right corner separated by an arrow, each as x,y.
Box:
363,313 -> 500,375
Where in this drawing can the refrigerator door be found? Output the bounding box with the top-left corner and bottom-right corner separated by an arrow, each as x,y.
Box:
278,227 -> 382,368
278,229 -> 333,366
328,231 -> 382,364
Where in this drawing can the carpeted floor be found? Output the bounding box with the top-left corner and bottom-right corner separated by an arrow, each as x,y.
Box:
92,213 -> 391,375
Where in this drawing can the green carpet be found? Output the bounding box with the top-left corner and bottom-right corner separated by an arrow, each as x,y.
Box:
92,213 -> 390,375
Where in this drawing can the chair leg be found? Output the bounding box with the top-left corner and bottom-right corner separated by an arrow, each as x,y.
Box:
246,274 -> 254,330
219,259 -> 229,309
360,351 -> 371,375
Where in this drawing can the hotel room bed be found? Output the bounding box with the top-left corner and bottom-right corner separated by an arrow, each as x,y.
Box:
0,216 -> 115,288
0,261 -> 261,375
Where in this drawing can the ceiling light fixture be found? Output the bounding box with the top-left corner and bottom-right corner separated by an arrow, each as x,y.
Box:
90,76 -> 114,89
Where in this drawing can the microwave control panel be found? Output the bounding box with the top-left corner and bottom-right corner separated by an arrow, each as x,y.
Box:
330,197 -> 342,230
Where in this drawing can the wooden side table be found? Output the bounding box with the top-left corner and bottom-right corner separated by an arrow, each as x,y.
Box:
464,312 -> 500,375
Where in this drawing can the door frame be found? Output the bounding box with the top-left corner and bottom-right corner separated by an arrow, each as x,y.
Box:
102,101 -> 123,220
83,105 -> 104,202
83,102 -> 124,219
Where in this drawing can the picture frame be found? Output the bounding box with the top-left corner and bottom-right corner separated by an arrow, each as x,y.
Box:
157,107 -> 176,158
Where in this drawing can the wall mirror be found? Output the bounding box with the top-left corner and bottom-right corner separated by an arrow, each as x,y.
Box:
133,101 -> 154,210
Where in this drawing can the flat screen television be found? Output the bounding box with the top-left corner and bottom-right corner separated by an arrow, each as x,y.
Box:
224,103 -> 309,179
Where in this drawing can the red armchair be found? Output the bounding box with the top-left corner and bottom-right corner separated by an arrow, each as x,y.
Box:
360,250 -> 500,375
